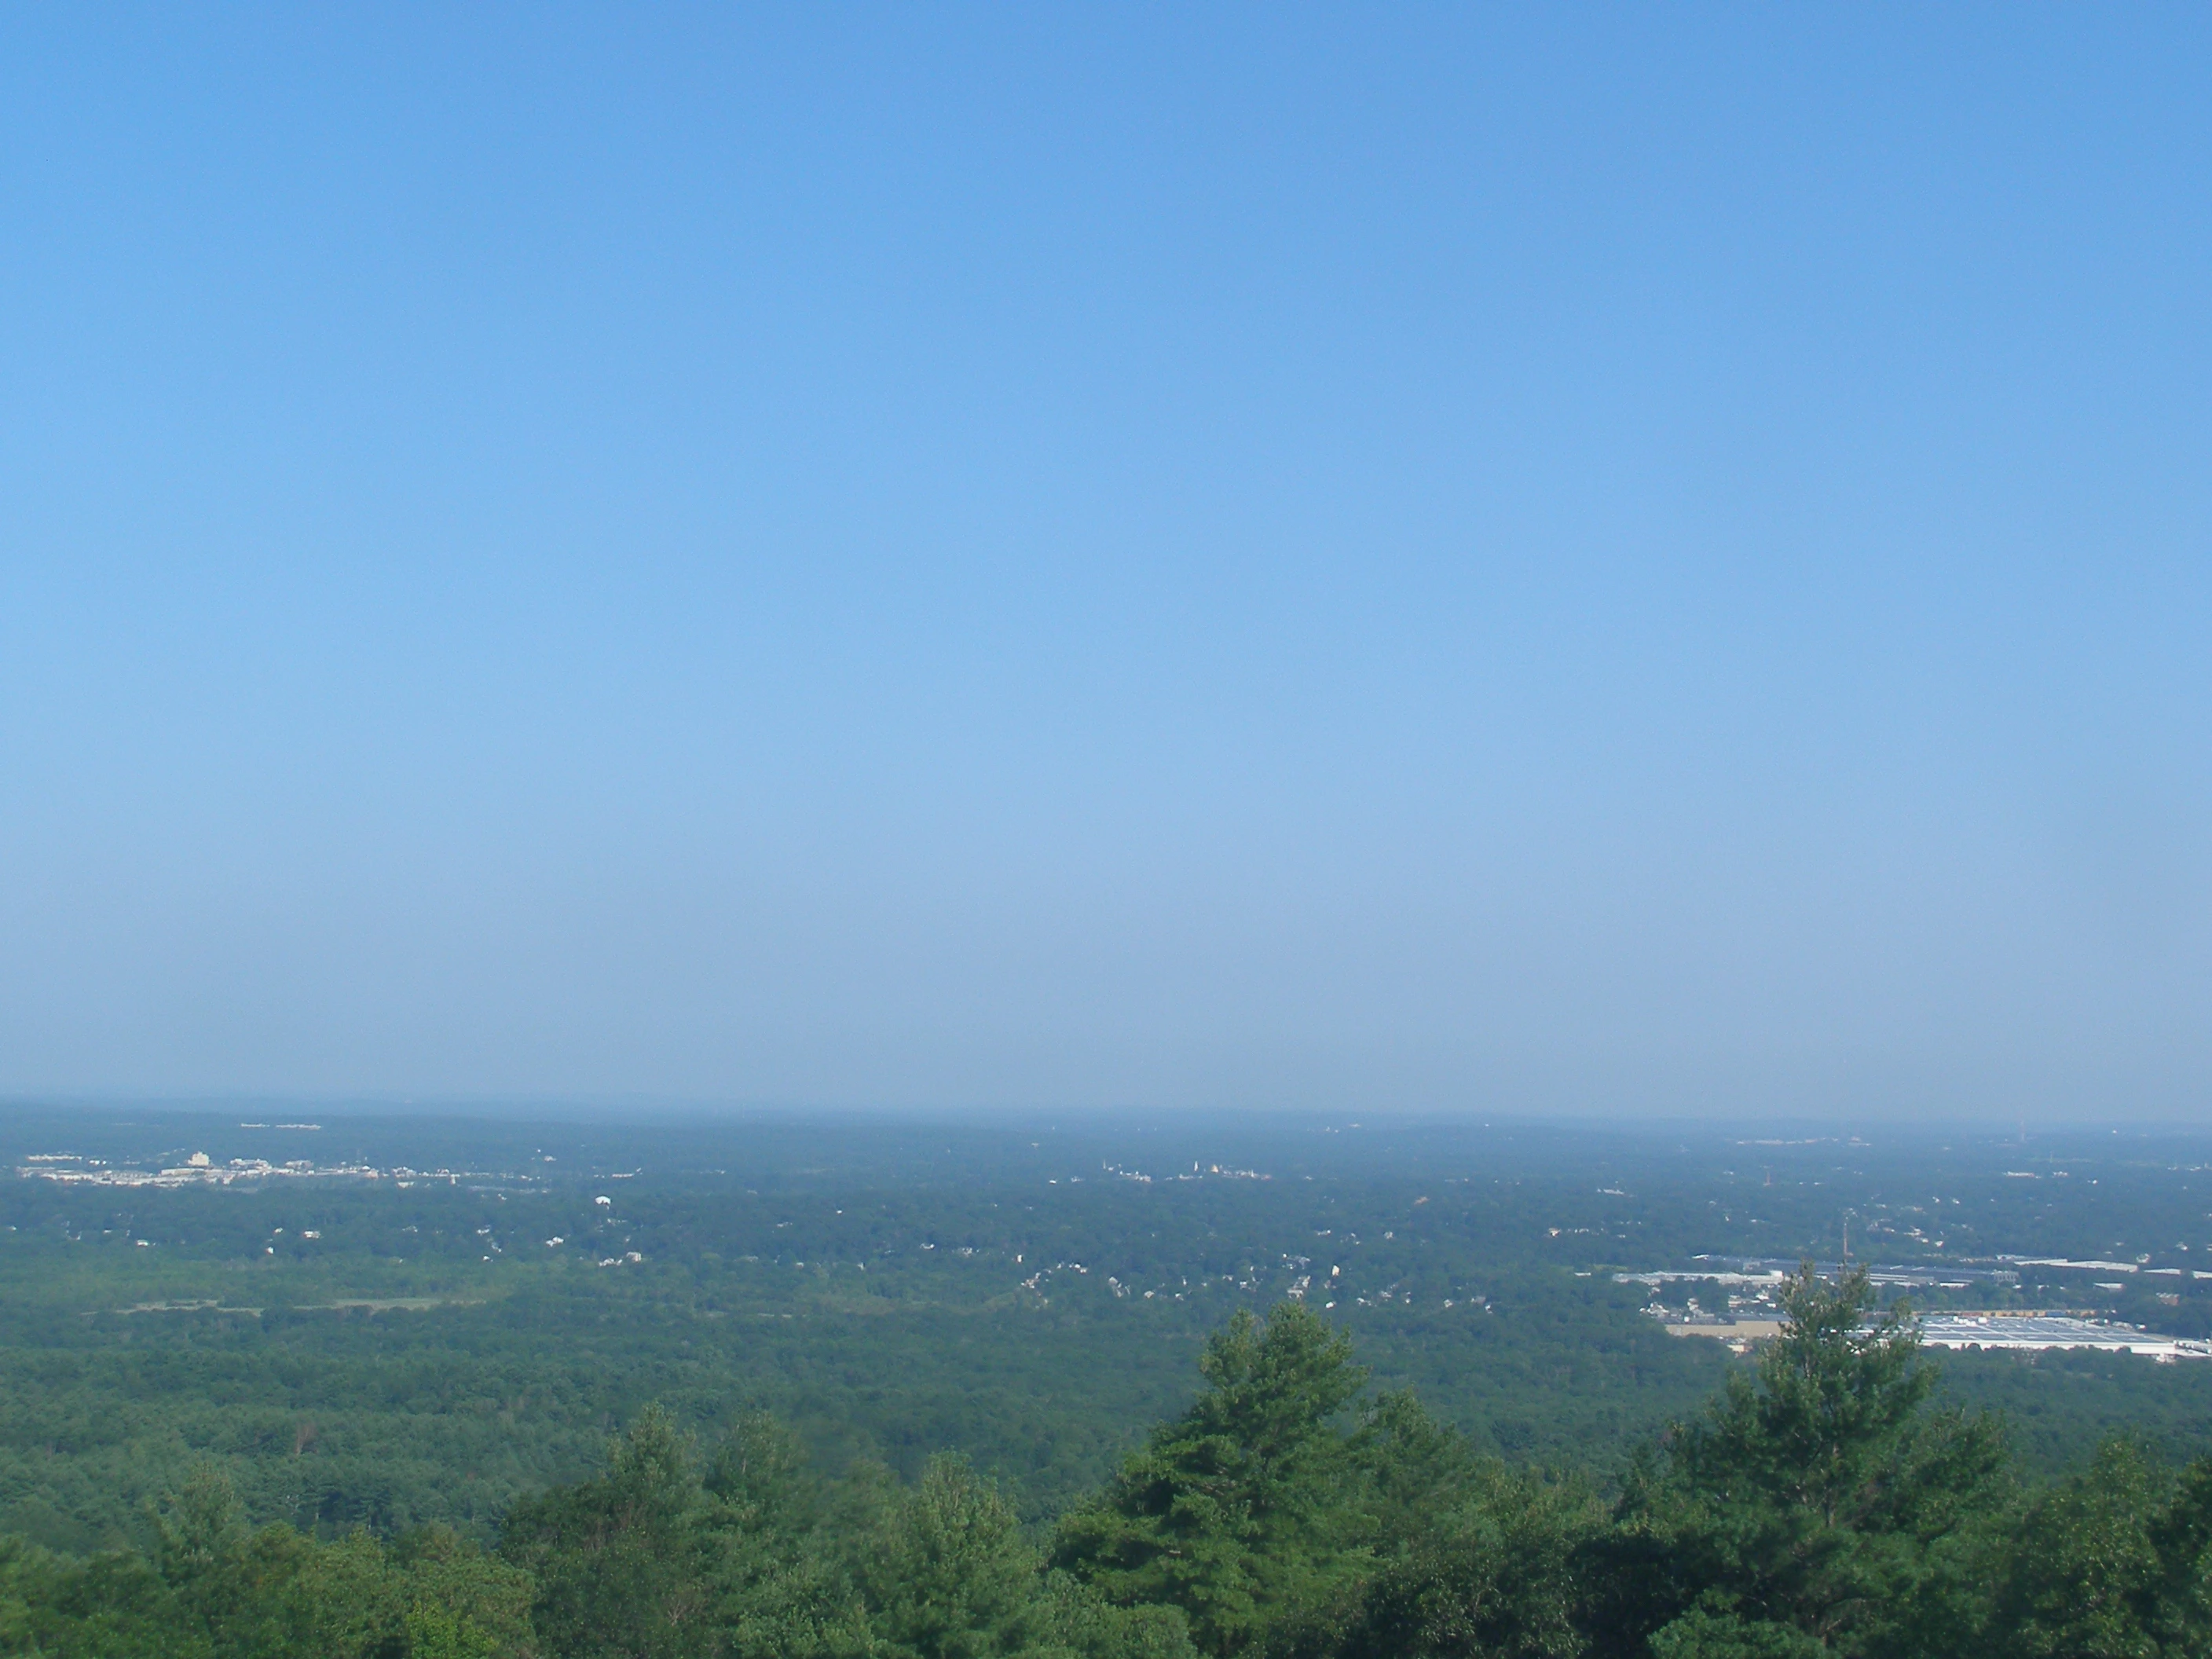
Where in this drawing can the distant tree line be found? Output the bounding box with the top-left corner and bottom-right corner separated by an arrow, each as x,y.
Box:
3,1271 -> 2210,1657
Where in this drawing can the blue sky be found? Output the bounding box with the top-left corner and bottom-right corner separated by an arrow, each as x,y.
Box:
4,7 -> 2208,1118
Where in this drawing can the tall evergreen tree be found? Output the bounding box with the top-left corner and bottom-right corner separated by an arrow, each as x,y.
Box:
1589,1267 -> 2006,1659
500,1404 -> 727,1659
860,1454 -> 1056,1659
1053,1302 -> 1369,1657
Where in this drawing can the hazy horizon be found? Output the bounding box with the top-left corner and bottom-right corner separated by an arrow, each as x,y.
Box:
2,1097 -> 2204,1142
6,9 -> 2210,1119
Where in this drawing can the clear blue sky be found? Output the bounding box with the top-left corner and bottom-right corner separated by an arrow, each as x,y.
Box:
5,7 -> 2208,1119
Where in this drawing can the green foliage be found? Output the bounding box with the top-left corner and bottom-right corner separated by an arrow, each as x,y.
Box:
859,1455 -> 1056,1659
1987,1441 -> 2165,1659
1052,1303 -> 1372,1655
20,1118 -> 2212,1550
0,1465 -> 530,1657
1039,1574 -> 1199,1659
500,1404 -> 731,1659
1979,1440 -> 2212,1659
2148,1458 -> 2212,1653
496,1404 -> 1180,1659
13,1260 -> 2212,1659
1592,1267 -> 2009,1659
1304,1465 -> 1596,1659
1644,1608 -> 1826,1659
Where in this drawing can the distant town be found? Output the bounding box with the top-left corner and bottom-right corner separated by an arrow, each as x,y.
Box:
18,1147 -> 511,1189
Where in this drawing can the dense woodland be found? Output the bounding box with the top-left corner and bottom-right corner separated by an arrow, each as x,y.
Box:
5,1113 -> 2212,1654
5,1275 -> 2212,1657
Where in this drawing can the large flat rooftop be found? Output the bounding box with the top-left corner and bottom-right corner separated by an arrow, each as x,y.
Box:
1918,1313 -> 2211,1361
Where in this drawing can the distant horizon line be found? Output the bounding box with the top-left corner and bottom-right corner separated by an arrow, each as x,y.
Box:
0,1093 -> 2206,1140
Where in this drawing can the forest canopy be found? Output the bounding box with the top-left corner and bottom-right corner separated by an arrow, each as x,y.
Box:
5,1270 -> 2211,1659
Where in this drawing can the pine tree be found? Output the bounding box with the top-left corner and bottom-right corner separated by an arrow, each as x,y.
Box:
1591,1267 -> 2006,1659
1053,1302 -> 1368,1657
